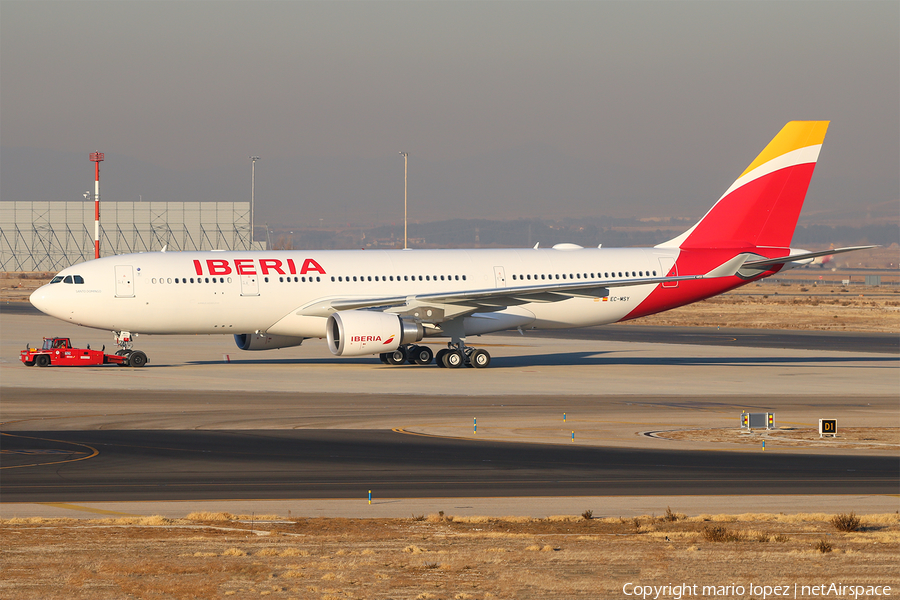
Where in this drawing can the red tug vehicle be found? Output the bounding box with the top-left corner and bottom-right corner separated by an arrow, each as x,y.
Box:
20,337 -> 148,368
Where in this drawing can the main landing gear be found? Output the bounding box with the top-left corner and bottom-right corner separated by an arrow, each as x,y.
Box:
379,343 -> 491,369
113,331 -> 148,368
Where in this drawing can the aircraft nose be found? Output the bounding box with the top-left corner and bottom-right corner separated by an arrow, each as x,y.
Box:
30,285 -> 57,317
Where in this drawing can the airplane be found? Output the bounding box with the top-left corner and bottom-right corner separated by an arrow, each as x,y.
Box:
30,121 -> 872,368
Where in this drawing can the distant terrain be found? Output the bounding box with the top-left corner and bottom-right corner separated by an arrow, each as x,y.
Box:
264,212 -> 899,253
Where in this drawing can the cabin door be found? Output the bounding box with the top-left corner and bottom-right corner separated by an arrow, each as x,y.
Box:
114,265 -> 134,298
493,266 -> 507,288
240,274 -> 259,296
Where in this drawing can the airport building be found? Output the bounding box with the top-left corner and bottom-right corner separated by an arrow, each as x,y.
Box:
0,201 -> 263,272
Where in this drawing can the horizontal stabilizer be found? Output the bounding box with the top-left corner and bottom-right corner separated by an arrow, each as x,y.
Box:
742,245 -> 876,269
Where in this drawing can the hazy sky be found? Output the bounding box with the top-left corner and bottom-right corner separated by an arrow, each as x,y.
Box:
1,1 -> 897,227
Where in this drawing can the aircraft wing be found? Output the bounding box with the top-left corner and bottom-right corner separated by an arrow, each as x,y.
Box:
298,270 -> 712,320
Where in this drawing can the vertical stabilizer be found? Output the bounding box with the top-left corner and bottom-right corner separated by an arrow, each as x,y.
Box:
659,121 -> 829,249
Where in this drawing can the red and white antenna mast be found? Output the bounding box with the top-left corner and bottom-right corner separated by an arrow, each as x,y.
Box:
89,152 -> 104,259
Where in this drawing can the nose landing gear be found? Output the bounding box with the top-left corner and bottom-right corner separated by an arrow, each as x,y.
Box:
113,331 -> 149,367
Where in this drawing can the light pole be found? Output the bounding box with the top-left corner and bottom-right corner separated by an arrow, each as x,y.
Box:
399,151 -> 408,249
250,156 -> 260,247
89,152 -> 104,259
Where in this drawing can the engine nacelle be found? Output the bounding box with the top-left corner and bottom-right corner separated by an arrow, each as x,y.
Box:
327,310 -> 423,357
234,332 -> 306,351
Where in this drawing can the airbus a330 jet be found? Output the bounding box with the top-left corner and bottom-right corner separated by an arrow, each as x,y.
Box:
30,121 -> 870,368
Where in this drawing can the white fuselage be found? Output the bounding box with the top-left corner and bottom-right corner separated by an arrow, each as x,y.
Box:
31,246 -> 681,339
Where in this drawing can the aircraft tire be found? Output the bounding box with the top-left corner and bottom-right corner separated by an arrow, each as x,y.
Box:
412,345 -> 433,366
379,353 -> 390,364
386,348 -> 406,366
129,351 -> 148,368
406,345 -> 420,364
435,349 -> 448,368
470,349 -> 491,368
443,349 -> 465,369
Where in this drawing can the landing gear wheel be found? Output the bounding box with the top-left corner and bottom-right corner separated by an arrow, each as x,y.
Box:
442,349 -> 465,369
435,348 -> 448,368
406,345 -> 420,364
470,349 -> 491,368
128,350 -> 148,368
379,353 -> 390,364
411,345 -> 433,366
386,348 -> 407,366
35,354 -> 50,367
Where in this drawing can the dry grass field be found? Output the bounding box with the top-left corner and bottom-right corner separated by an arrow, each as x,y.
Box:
2,512 -> 898,600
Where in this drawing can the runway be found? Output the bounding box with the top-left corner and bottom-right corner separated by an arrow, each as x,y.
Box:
3,429 -> 896,503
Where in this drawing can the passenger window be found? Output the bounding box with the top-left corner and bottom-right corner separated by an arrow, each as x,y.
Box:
169,278 -> 174,284
228,277 -> 233,283
205,278 -> 210,283
152,278 -> 157,284
279,277 -> 284,282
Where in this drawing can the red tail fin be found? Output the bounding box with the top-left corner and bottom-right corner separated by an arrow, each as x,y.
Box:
660,121 -> 829,249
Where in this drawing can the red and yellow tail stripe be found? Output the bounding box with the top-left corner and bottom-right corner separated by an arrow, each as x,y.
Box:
661,121 -> 829,249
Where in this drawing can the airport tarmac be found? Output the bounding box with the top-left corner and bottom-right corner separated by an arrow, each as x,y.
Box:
1,308 -> 898,518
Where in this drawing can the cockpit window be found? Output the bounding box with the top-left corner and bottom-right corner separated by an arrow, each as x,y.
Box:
73,275 -> 84,284
63,275 -> 74,284
50,276 -> 63,284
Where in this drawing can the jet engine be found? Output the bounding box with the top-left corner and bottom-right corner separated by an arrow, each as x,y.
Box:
327,310 -> 423,357
234,332 -> 306,351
